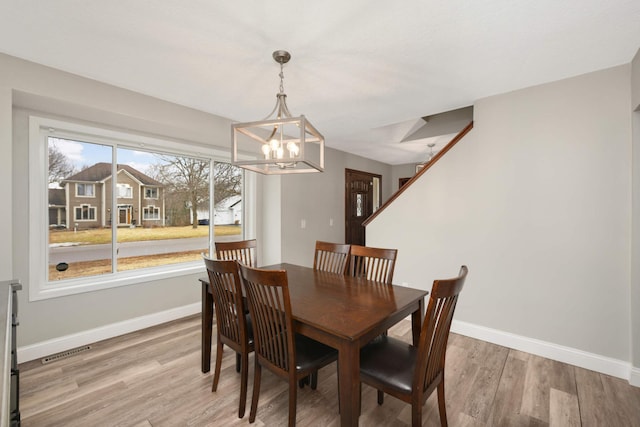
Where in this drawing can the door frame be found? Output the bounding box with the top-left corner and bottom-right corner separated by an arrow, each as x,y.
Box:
344,168 -> 382,245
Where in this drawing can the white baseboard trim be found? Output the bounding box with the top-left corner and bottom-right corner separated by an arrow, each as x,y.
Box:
17,302 -> 201,364
630,367 -> 640,387
451,320 -> 637,386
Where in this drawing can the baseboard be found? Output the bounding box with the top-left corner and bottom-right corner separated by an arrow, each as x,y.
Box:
451,319 -> 636,385
17,302 -> 200,364
630,367 -> 640,387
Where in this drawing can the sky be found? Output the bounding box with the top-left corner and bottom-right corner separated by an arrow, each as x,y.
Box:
50,137 -> 164,176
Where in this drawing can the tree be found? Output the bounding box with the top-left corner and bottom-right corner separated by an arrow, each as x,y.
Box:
151,155 -> 209,229
212,162 -> 242,205
48,140 -> 77,184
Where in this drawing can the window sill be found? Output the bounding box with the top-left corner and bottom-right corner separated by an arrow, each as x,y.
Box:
30,262 -> 206,302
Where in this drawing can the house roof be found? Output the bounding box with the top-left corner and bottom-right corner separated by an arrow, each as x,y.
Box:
63,163 -> 163,187
48,188 -> 65,206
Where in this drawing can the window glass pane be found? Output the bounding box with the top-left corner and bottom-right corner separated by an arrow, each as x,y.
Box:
45,132 -> 244,287
117,148 -> 211,270
48,137 -> 113,281
213,162 -> 243,242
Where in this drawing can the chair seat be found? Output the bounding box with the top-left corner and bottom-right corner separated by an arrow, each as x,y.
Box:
360,335 -> 417,395
294,334 -> 338,373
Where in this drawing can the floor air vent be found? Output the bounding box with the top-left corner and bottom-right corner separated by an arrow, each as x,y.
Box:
41,345 -> 92,364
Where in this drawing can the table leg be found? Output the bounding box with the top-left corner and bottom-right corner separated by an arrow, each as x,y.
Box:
411,298 -> 424,346
338,344 -> 360,427
201,281 -> 213,373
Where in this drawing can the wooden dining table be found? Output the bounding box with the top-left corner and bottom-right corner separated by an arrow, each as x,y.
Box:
199,262 -> 428,427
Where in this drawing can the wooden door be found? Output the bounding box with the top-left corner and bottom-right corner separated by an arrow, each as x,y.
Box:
345,169 -> 381,245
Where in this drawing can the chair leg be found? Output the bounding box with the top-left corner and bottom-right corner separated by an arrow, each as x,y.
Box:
211,340 -> 224,392
238,352 -> 249,418
411,402 -> 422,427
236,352 -> 241,373
289,377 -> 297,427
249,361 -> 262,424
310,371 -> 318,390
298,375 -> 310,388
437,381 -> 448,427
377,390 -> 384,405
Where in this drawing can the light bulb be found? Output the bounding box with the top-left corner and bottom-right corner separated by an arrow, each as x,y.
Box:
261,144 -> 270,158
276,146 -> 284,159
287,141 -> 299,157
269,138 -> 280,151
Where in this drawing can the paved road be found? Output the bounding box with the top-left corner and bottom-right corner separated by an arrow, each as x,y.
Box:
49,236 -> 238,264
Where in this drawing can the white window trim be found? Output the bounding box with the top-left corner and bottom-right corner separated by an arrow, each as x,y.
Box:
29,115 -> 251,302
76,183 -> 95,197
143,206 -> 160,220
117,183 -> 133,199
74,204 -> 97,221
144,187 -> 159,199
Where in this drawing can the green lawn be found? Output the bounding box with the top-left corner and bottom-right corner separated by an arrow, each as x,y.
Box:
49,224 -> 241,245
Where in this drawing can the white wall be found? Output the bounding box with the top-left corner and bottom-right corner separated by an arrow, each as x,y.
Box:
280,148 -> 392,267
368,65 -> 634,374
0,53 -> 265,352
631,48 -> 640,380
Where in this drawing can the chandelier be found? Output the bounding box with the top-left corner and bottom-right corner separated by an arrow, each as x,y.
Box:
231,50 -> 325,174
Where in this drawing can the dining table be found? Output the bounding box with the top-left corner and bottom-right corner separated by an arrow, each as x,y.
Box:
199,262 -> 428,427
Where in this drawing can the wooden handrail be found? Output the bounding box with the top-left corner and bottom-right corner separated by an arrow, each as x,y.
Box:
363,121 -> 474,227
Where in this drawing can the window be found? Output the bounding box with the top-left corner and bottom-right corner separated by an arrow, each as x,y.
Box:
145,187 -> 158,199
30,116 -> 251,301
76,183 -> 94,197
143,206 -> 160,220
75,204 -> 96,221
117,183 -> 132,198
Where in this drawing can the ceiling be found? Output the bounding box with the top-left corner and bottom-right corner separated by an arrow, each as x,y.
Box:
1,1 -> 639,165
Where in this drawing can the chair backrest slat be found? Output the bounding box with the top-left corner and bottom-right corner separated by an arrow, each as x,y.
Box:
215,239 -> 258,267
349,245 -> 398,284
240,265 -> 295,376
416,265 -> 468,393
203,256 -> 248,349
313,241 -> 351,274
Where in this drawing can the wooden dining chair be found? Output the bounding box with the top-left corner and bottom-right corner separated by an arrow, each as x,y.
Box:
313,241 -> 351,274
203,256 -> 254,419
349,245 -> 398,284
238,264 -> 338,427
215,239 -> 258,267
359,265 -> 468,427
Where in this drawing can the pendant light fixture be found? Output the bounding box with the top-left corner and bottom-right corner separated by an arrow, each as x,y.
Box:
231,50 -> 325,174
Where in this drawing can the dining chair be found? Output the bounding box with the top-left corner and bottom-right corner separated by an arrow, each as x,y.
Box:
215,239 -> 258,266
313,241 -> 351,274
238,264 -> 338,427
359,265 -> 468,427
348,245 -> 398,284
203,256 -> 254,419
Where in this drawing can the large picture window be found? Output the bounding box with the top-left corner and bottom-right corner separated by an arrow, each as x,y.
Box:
30,116 -> 250,301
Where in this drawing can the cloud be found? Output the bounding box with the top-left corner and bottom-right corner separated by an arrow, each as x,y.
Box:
50,138 -> 85,163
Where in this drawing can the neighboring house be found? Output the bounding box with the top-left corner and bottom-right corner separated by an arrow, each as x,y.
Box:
60,163 -> 165,230
214,195 -> 242,225
193,195 -> 242,225
48,188 -> 66,228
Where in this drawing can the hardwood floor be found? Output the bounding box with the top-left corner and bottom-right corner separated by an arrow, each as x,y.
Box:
19,315 -> 640,426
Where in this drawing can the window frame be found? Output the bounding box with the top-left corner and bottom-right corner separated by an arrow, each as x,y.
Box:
117,183 -> 133,199
76,183 -> 95,197
144,187 -> 159,199
143,205 -> 160,220
29,115 -> 253,302
74,204 -> 97,221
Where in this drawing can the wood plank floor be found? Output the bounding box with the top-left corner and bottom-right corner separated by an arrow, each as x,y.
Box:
18,315 -> 640,426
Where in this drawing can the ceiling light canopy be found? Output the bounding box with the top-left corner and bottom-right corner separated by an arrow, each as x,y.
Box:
231,50 -> 324,175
